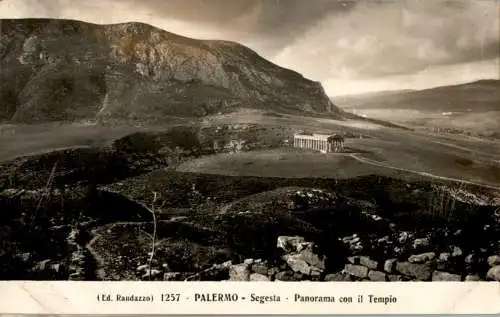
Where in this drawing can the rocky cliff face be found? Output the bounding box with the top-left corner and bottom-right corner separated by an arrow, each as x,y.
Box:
0,19 -> 340,123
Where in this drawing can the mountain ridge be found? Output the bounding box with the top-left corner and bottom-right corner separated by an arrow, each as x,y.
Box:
333,79 -> 500,112
0,18 -> 340,123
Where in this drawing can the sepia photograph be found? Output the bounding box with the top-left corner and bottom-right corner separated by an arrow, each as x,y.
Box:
0,0 -> 499,284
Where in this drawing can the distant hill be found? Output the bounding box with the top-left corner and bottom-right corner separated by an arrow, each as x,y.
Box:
0,19 -> 340,124
333,79 -> 500,112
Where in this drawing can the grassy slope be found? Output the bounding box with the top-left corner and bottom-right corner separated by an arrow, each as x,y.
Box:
334,79 -> 500,112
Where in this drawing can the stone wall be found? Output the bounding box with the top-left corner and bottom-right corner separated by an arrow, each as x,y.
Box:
167,235 -> 500,282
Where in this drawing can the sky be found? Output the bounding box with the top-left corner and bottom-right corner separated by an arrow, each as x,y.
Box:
0,0 -> 499,96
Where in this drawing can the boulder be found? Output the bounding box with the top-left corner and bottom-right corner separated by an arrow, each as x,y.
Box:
384,259 -> 397,273
283,254 -> 311,275
267,267 -> 279,278
487,255 -> 500,267
243,258 -> 254,266
163,272 -> 182,281
32,259 -> 52,272
368,270 -> 387,281
311,268 -> 322,280
464,254 -> 476,265
251,263 -> 269,276
358,256 -> 378,270
229,264 -> 250,281
50,263 -> 63,273
142,269 -> 161,279
16,252 -> 32,262
413,237 -> 431,250
249,273 -> 270,281
396,262 -> 433,281
293,272 -> 304,280
324,272 -> 352,281
438,252 -> 451,262
398,231 -> 413,244
388,274 -> 404,281
451,246 -> 463,258
344,264 -> 369,279
464,275 -> 482,281
297,247 -> 325,270
486,266 -> 500,281
277,236 -> 307,253
275,271 -> 296,281
408,252 -> 436,264
432,271 -> 461,281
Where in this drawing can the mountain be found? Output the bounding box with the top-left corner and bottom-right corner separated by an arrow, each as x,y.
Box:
333,79 -> 500,112
0,19 -> 340,123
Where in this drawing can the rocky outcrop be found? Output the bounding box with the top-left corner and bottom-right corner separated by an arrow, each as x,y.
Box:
0,19 -> 340,123
176,226 -> 500,282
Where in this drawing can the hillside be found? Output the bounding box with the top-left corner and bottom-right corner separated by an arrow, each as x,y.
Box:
334,80 -> 500,112
0,19 -> 340,123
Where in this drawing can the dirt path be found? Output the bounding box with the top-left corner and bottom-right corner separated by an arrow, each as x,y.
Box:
429,140 -> 500,160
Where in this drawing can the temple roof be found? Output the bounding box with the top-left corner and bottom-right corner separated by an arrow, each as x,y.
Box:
294,133 -> 344,141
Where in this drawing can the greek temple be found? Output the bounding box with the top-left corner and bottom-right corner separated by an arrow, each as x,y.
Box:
293,133 -> 344,153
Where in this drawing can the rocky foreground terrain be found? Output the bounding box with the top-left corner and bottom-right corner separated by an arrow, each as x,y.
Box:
0,18 -> 338,123
0,18 -> 499,282
1,125 -> 499,281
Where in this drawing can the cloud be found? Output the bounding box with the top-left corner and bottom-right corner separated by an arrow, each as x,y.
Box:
325,57 -> 500,96
0,0 -> 498,95
272,0 -> 499,82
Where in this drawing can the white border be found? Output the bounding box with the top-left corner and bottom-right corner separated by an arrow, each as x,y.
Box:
1,281 -> 500,315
